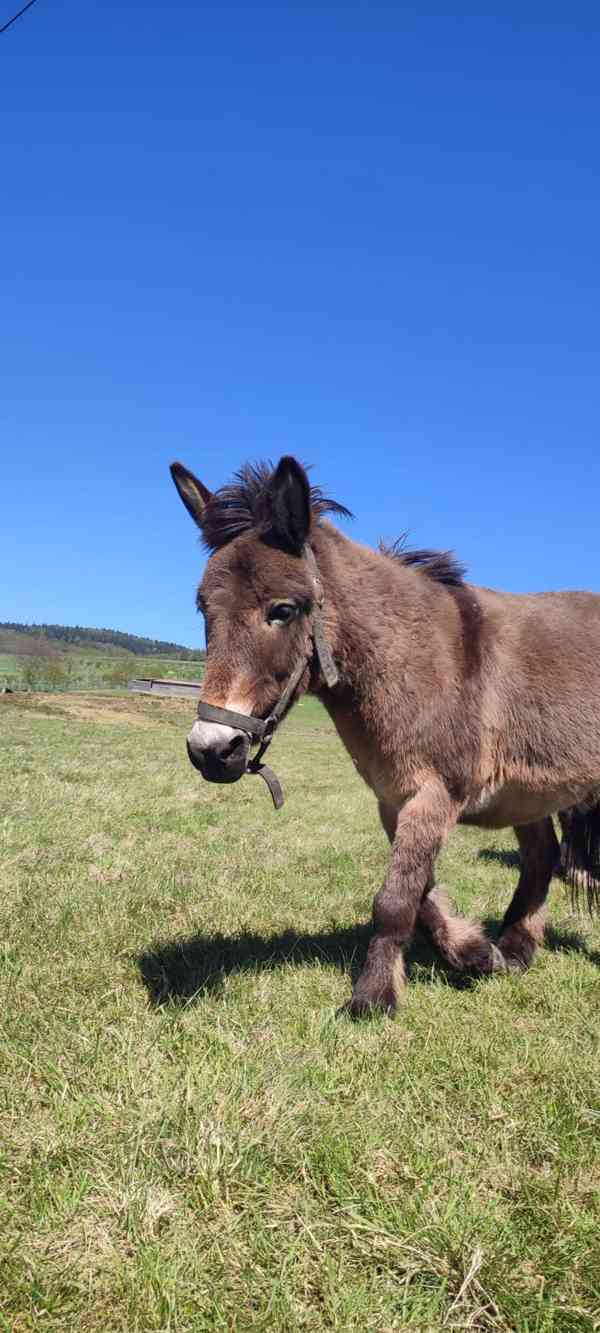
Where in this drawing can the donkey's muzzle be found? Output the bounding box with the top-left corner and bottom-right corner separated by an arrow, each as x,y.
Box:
186,721 -> 250,784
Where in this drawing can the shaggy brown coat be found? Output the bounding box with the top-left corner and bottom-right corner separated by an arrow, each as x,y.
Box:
171,456 -> 600,1015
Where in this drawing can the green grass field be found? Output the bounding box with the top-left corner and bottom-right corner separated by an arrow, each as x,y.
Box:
0,652 -> 203,693
1,691 -> 599,1331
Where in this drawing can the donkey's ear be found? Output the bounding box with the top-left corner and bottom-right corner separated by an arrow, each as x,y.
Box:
264,456 -> 311,554
170,462 -> 213,529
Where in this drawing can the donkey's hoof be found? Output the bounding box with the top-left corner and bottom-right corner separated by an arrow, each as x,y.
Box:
344,985 -> 398,1020
497,953 -> 528,974
463,940 -> 508,975
489,943 -> 509,974
497,931 -> 536,973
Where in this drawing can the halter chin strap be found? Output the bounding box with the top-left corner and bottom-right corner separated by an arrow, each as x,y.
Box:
195,544 -> 338,810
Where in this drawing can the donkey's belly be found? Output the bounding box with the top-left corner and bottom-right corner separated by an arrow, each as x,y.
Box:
461,780 -> 600,829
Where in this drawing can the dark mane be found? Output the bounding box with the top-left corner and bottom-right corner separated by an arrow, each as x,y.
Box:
201,460 -> 352,552
379,535 -> 466,587
200,460 -> 464,585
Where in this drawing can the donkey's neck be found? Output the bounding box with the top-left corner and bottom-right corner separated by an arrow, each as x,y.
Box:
310,523 -> 463,758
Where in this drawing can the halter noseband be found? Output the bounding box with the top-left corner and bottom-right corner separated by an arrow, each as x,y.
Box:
195,545 -> 338,809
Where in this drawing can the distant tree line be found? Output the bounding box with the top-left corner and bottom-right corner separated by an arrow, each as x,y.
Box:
0,622 -> 205,660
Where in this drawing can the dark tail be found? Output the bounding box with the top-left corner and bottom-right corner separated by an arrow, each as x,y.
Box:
559,803 -> 600,912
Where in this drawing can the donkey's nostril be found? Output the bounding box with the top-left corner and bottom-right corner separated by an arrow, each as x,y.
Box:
221,732 -> 247,760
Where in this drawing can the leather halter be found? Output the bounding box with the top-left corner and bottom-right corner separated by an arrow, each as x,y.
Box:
195,544 -> 338,809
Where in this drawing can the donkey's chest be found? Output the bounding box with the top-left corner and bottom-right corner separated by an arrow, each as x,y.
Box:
326,708 -> 408,804
348,741 -> 397,802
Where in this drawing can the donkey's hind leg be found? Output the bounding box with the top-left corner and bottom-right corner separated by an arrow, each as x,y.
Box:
497,818 -> 559,970
378,804 -> 502,975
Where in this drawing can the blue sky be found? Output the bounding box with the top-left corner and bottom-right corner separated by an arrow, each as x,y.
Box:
2,1 -> 599,648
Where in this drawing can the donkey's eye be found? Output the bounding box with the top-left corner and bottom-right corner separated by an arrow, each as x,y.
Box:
267,602 -> 297,626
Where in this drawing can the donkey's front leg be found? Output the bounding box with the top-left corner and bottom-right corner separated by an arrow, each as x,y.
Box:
378,801 -> 502,975
350,781 -> 459,1016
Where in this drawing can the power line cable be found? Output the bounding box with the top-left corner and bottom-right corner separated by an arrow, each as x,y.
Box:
0,0 -> 40,35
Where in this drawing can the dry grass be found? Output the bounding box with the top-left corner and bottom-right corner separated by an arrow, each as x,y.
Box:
1,692 -> 599,1331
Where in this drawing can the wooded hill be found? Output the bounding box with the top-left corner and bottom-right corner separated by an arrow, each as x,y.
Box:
0,622 -> 204,660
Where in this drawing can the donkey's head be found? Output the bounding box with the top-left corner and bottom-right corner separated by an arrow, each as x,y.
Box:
171,456 -> 347,786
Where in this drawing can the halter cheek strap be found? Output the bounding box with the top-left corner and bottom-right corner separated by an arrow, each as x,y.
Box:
195,544 -> 338,809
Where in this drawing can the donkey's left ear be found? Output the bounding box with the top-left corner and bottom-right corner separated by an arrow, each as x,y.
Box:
264,456 -> 311,554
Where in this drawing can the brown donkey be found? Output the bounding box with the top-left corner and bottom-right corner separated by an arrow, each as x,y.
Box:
171,455 -> 600,1016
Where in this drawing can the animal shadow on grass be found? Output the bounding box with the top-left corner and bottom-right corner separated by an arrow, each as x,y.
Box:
137,920 -> 474,1009
544,924 -> 600,967
477,847 -> 521,869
